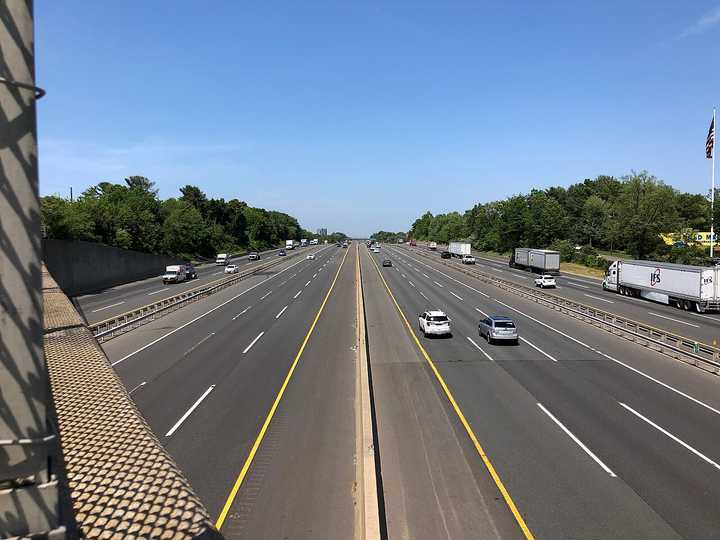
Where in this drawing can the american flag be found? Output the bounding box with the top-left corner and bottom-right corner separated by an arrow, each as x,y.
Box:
707,116 -> 715,159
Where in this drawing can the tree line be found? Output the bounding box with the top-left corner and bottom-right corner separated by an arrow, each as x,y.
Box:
41,176 -> 347,258
407,171 -> 717,265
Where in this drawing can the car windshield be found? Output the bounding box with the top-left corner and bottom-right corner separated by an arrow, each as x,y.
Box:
494,321 -> 515,328
428,315 -> 448,322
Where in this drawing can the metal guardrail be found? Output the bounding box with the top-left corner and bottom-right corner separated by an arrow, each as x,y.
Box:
396,246 -> 720,375
90,255 -> 296,342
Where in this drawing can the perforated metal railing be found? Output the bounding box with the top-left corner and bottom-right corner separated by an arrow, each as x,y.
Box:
43,267 -> 222,539
395,246 -> 720,374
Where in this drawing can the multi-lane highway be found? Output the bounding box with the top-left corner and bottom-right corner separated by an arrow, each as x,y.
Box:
373,244 -> 720,539
93,239 -> 720,539
420,245 -> 720,346
77,246 -> 288,323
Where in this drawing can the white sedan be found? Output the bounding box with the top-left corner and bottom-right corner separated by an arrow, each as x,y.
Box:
306,254 -> 316,260
534,274 -> 556,288
418,310 -> 452,337
224,264 -> 240,274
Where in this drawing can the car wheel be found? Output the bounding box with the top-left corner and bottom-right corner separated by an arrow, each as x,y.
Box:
488,336 -> 493,345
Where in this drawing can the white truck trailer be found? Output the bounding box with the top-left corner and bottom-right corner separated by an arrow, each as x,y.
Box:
510,248 -> 560,273
602,260 -> 720,312
448,242 -> 471,258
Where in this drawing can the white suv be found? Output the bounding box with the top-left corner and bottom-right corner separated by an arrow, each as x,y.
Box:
534,274 -> 556,288
461,255 -> 476,264
418,310 -> 452,337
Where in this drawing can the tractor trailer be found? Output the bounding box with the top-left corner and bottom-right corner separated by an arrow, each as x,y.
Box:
510,248 -> 560,273
602,260 -> 720,313
448,242 -> 471,258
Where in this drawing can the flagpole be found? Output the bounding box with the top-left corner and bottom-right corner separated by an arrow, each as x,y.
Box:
713,107 -> 716,258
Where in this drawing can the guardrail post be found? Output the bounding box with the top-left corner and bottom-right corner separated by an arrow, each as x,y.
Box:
0,1 -> 72,536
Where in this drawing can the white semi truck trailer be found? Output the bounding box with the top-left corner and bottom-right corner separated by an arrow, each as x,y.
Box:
510,248 -> 561,273
448,242 -> 471,258
602,260 -> 720,312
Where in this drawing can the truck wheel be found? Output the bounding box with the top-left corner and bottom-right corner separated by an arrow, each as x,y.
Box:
696,303 -> 705,313
684,300 -> 692,311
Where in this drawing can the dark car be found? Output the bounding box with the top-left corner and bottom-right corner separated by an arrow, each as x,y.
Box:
184,264 -> 198,279
382,259 -> 392,267
278,249 -> 286,256
440,251 -> 452,259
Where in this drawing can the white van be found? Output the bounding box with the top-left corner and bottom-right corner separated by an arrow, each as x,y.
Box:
163,265 -> 187,284
216,253 -> 230,265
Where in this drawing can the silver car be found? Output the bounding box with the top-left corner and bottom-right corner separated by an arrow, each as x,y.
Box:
478,316 -> 518,344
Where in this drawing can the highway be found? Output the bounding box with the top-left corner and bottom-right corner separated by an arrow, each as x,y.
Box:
102,243 -> 360,538
372,244 -> 720,539
409,245 -> 720,347
76,246 -> 295,324
92,239 -> 720,539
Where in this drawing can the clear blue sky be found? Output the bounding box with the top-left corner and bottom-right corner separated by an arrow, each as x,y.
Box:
36,1 -> 720,237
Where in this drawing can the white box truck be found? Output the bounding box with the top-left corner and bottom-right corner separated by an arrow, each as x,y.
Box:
215,253 -> 230,265
448,242 -> 471,258
602,260 -> 720,312
285,239 -> 295,250
510,248 -> 560,273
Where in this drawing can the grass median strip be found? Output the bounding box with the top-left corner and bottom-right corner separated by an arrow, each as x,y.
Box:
215,245 -> 350,530
366,251 -> 535,540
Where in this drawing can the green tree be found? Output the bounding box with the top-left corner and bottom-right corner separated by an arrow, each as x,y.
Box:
579,195 -> 609,247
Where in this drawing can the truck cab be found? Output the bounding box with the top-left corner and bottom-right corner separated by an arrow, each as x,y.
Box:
216,253 -> 230,265
602,261 -> 619,292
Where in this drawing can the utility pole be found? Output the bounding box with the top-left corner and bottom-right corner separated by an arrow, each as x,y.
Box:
0,1 -> 67,537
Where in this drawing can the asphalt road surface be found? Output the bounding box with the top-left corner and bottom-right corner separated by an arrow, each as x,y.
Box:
413,244 -> 720,347
373,244 -> 720,539
76,246 -> 300,323
96,239 -> 720,539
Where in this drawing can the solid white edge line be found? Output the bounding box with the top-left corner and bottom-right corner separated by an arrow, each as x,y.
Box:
619,402 -> 720,470
647,311 -> 700,328
166,385 -> 215,437
111,248 -> 328,366
537,402 -> 616,477
519,337 -> 558,362
91,301 -> 125,313
584,293 -> 615,304
491,298 -> 720,417
450,291 -> 464,301
466,336 -> 495,362
275,305 -> 288,319
243,331 -> 265,354
395,248 -> 489,297
128,381 -> 147,395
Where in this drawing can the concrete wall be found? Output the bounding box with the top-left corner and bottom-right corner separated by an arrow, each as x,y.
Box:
42,239 -> 178,297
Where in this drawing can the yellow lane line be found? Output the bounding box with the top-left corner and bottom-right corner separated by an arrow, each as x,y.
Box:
215,246 -> 351,530
366,251 -> 535,540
